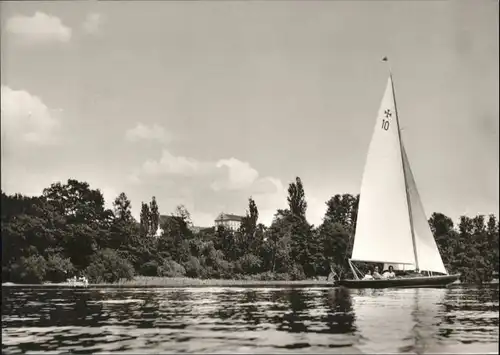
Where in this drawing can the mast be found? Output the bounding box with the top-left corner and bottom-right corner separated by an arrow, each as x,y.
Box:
390,71 -> 419,272
350,58 -> 423,268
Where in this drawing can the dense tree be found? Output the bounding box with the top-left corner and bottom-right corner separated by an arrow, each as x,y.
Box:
108,193 -> 147,271
113,192 -> 133,223
42,179 -> 113,227
285,177 -> 319,278
42,180 -> 112,268
175,205 -> 192,228
429,212 -> 456,269
85,248 -> 134,283
157,205 -> 194,264
108,193 -> 134,250
1,177 -> 497,284
265,210 -> 293,274
241,197 -> 259,235
14,255 -> 48,284
149,196 -> 160,237
238,197 -> 261,256
451,216 -> 475,281
486,215 -> 499,275
45,254 -> 75,283
287,177 -> 307,220
318,220 -> 350,276
324,194 -> 358,233
140,202 -> 150,237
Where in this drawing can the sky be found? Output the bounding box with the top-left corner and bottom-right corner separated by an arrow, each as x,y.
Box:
1,0 -> 498,227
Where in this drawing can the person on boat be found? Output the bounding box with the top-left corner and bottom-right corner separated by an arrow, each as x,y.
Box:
327,264 -> 339,282
382,265 -> 396,279
372,266 -> 383,279
363,270 -> 374,280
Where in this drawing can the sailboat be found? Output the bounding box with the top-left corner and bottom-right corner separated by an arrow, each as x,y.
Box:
337,74 -> 460,289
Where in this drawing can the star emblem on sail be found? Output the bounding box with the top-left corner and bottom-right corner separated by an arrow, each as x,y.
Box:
350,75 -> 448,275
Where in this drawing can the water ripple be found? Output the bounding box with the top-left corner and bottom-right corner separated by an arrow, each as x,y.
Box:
2,285 -> 498,354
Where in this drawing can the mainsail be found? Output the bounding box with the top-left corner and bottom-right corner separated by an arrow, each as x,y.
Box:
351,75 -> 448,275
351,75 -> 415,265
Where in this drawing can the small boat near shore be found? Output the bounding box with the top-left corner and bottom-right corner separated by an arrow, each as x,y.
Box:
45,276 -> 89,288
338,71 -> 459,289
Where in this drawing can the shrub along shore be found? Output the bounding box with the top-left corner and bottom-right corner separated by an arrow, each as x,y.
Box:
109,275 -> 334,287
2,178 -> 498,286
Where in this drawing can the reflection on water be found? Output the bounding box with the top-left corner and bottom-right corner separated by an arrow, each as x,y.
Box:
2,285 -> 498,354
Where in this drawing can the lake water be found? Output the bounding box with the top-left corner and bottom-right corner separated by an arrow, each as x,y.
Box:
2,285 -> 498,354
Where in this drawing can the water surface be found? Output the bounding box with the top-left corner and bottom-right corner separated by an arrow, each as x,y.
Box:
2,285 -> 498,354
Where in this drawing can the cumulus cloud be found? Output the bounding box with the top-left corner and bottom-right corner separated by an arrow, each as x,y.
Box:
1,85 -> 61,146
128,149 -> 289,226
141,150 -> 203,176
211,158 -> 259,191
136,150 -> 261,191
82,13 -> 102,35
125,123 -> 171,143
5,12 -> 72,44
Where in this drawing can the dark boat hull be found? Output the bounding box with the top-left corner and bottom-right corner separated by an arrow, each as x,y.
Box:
336,274 -> 460,289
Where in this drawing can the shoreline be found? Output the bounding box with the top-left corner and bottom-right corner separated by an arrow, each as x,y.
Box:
2,276 -> 498,289
2,276 -> 334,288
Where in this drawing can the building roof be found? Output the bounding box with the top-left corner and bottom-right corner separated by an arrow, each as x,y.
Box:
159,215 -> 169,225
159,214 -> 186,226
214,212 -> 244,222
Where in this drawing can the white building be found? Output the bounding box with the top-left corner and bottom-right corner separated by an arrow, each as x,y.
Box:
214,213 -> 244,231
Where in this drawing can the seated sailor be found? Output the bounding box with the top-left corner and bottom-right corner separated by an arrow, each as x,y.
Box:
372,266 -> 383,279
382,265 -> 396,279
327,263 -> 339,282
363,270 -> 374,280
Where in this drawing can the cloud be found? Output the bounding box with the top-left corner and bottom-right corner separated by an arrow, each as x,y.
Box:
82,13 -> 102,35
1,85 -> 62,146
128,149 -> 289,226
211,158 -> 259,191
136,150 -> 260,191
141,150 -> 203,176
5,12 -> 72,44
125,123 -> 171,143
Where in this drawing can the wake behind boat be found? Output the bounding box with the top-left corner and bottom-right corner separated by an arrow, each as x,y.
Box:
337,70 -> 460,289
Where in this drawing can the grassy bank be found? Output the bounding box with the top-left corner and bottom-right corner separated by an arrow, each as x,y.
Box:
104,276 -> 333,288
2,276 -> 334,288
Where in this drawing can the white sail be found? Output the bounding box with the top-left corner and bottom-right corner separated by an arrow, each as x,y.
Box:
351,76 -> 415,265
402,144 -> 448,275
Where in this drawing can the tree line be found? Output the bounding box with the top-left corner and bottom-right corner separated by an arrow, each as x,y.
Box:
1,178 -> 498,284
